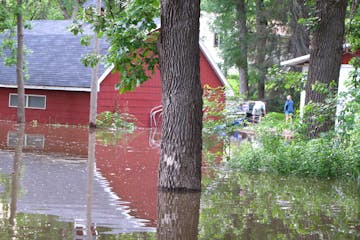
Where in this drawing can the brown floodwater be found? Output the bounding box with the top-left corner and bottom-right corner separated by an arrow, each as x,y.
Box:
0,122 -> 359,239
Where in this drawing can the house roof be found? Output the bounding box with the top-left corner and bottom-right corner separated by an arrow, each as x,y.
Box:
0,20 -> 108,92
280,44 -> 358,67
0,20 -> 231,95
280,54 -> 310,67
199,42 -> 234,96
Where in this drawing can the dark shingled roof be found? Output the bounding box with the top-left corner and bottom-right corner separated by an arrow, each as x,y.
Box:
0,20 -> 108,90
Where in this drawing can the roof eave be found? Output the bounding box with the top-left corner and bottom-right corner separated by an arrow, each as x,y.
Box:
280,54 -> 310,66
199,42 -> 234,96
0,84 -> 91,92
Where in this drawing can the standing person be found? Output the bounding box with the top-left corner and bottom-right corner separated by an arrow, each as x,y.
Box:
284,95 -> 294,124
252,101 -> 266,123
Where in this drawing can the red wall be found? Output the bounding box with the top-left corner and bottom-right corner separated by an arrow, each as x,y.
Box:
0,88 -> 90,125
341,49 -> 360,64
0,51 -> 224,127
98,51 -> 225,127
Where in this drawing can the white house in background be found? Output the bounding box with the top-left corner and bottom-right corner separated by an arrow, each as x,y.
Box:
280,47 -> 360,119
200,12 -> 223,67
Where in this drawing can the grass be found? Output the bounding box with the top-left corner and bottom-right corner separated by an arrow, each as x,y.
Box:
228,112 -> 360,181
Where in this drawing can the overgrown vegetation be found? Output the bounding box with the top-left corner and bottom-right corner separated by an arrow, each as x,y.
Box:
229,101 -> 360,181
96,111 -> 136,131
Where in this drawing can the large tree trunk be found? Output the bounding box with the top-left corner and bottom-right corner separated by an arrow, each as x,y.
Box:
255,0 -> 267,99
16,0 -> 25,124
159,0 -> 202,191
236,0 -> 249,98
157,191 -> 200,240
305,0 -> 347,138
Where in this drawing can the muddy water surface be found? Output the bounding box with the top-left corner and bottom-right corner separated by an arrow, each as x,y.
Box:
0,122 -> 358,239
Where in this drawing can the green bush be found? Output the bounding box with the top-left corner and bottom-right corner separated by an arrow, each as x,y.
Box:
96,111 -> 136,130
229,116 -> 360,181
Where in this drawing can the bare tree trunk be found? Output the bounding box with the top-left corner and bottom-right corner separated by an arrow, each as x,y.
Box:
56,0 -> 71,19
305,0 -> 348,138
159,0 -> 202,190
236,0 -> 249,98
157,191 -> 200,240
89,0 -> 101,128
255,0 -> 267,99
16,0 -> 25,124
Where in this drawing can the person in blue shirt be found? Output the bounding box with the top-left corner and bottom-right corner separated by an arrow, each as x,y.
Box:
284,95 -> 294,124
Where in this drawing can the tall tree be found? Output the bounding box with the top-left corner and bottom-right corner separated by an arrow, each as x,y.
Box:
288,0 -> 310,57
236,0 -> 249,97
75,0 -> 203,190
305,0 -> 348,137
254,0 -> 267,99
88,0 -> 101,128
158,0 -> 202,190
202,0 -> 249,98
16,0 -> 25,123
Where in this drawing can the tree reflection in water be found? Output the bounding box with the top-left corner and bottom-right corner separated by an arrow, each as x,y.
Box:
157,191 -> 201,240
9,123 -> 25,226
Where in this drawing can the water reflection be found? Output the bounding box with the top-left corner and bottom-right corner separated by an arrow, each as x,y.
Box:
200,171 -> 360,239
157,191 -> 201,240
0,123 -> 156,239
0,122 -> 359,239
9,124 -> 25,227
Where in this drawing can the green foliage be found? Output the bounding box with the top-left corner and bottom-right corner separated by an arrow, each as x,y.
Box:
96,111 -> 136,130
229,113 -> 360,180
72,0 -> 160,93
202,85 -> 226,134
337,64 -> 360,142
226,74 -> 240,98
267,65 -> 305,93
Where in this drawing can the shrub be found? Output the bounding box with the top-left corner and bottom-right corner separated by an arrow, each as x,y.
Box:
96,111 -> 136,130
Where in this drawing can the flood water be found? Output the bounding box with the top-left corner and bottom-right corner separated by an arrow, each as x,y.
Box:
0,122 -> 359,239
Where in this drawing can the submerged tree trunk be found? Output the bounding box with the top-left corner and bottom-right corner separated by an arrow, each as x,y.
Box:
305,0 -> 347,137
158,0 -> 202,190
255,0 -> 267,99
236,0 -> 249,98
16,0 -> 25,123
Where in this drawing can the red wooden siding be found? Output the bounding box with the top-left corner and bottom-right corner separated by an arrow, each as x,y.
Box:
0,88 -> 90,125
98,51 -> 225,127
341,49 -> 360,64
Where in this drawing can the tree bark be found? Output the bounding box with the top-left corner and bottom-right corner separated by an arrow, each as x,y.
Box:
236,0 -> 249,98
255,0 -> 267,99
305,0 -> 348,137
56,0 -> 71,19
157,191 -> 200,240
289,0 -> 310,57
16,0 -> 25,124
89,0 -> 101,128
159,0 -> 202,190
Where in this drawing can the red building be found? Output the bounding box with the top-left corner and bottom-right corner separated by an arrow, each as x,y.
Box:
0,20 -> 231,127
